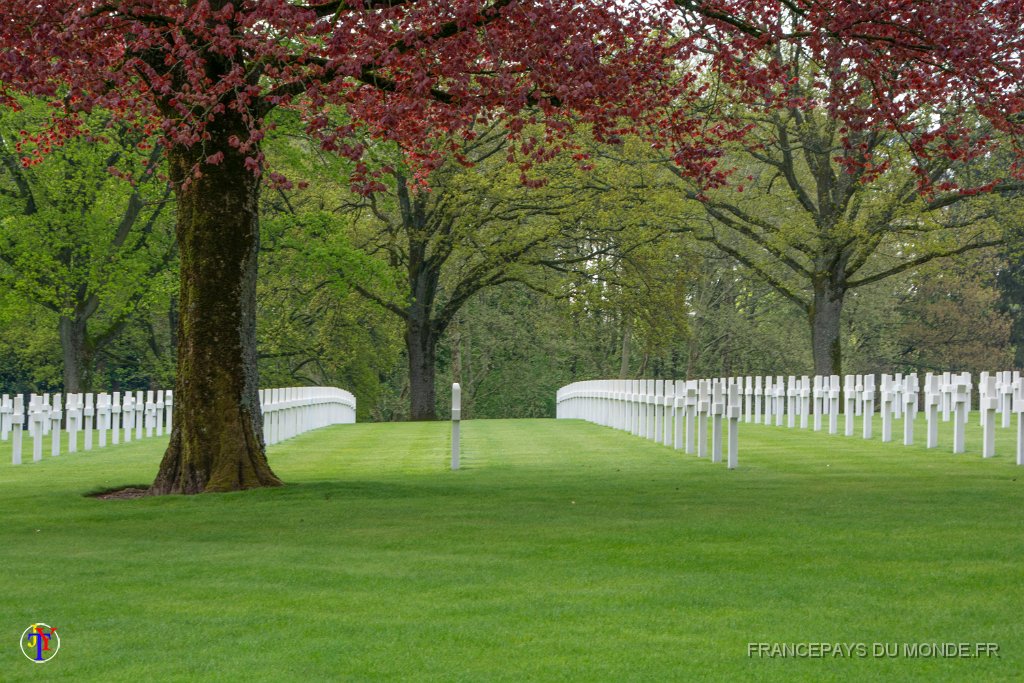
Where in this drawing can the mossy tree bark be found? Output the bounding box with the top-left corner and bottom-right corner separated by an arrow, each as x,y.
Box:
150,121 -> 281,494
810,276 -> 845,378
407,313 -> 438,421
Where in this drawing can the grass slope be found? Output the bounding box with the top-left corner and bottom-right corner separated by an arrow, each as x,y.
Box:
0,416 -> 1022,681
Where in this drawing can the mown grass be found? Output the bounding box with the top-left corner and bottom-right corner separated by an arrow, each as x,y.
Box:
0,415 -> 1021,681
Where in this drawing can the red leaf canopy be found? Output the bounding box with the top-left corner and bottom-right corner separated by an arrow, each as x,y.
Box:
1,1 -> 1022,183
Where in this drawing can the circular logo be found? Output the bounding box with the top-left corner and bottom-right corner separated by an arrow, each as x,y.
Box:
20,623 -> 59,663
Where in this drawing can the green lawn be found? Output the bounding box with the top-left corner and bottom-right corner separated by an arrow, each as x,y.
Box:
1,416 -> 1022,681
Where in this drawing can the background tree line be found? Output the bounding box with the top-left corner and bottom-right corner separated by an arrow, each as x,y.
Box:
0,103 -> 1020,421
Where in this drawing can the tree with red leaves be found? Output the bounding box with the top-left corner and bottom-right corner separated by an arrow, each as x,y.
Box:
1,1 -> 1022,494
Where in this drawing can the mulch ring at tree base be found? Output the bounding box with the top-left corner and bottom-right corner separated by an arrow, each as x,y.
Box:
87,486 -> 150,500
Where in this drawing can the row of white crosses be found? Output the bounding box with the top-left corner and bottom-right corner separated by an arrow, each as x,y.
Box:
260,386 -> 357,446
2,386 -> 358,464
1,390 -> 173,465
555,378 -> 742,468
557,371 -> 1024,465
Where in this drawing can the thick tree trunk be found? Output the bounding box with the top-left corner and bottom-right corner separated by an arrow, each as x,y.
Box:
150,130 -> 281,495
407,317 -> 438,421
810,282 -> 844,377
58,315 -> 90,393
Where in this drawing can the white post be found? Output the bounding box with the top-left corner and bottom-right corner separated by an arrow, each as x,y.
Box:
978,371 -> 990,427
155,390 -> 165,437
744,376 -> 753,423
122,393 -> 134,443
773,375 -> 785,427
941,371 -> 952,422
862,374 -> 875,439
903,373 -> 918,446
953,380 -> 968,454
41,393 -> 51,436
960,372 -> 973,426
50,393 -> 63,456
673,380 -> 685,450
30,394 -> 44,462
97,393 -> 110,448
653,380 -> 665,445
844,375 -> 856,437
892,373 -> 904,420
711,379 -> 724,464
630,380 -> 641,437
1015,378 -> 1024,465
146,390 -> 156,438
165,390 -> 174,434
1000,371 -> 1013,429
135,390 -> 144,439
84,393 -> 95,451
812,375 -> 823,431
111,392 -> 121,444
753,376 -> 762,424
67,393 -> 80,453
881,375 -> 893,443
925,374 -> 940,448
799,375 -> 810,429
0,393 -> 11,441
11,394 -> 24,465
663,381 -> 674,445
828,375 -> 840,435
684,380 -> 697,454
451,383 -> 461,471
786,375 -> 797,428
637,380 -> 648,439
763,376 -> 773,425
647,380 -> 657,441
727,381 -> 740,469
697,379 -> 709,458
982,374 -> 997,458
855,374 -> 864,416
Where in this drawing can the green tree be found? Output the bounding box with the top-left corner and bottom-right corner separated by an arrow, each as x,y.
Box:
0,102 -> 175,392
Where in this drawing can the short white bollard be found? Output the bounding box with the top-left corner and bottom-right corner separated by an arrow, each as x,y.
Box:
67,393 -> 80,453
813,375 -> 823,432
685,381 -> 697,454
881,375 -> 894,443
754,376 -> 763,425
903,374 -> 918,446
1015,380 -> 1024,466
855,375 -> 864,417
30,395 -> 44,462
727,382 -> 740,469
844,375 -> 856,437
786,375 -> 797,428
653,380 -> 665,445
697,379 -> 709,458
451,383 -> 461,471
673,380 -> 685,450
800,375 -> 811,429
0,393 -> 11,442
862,374 -> 875,440
11,395 -> 24,465
982,374 -> 997,458
50,393 -> 63,456
84,393 -> 95,451
925,374 -> 939,448
953,382 -> 968,454
744,376 -> 753,424
941,371 -> 952,422
711,380 -> 724,464
828,375 -> 840,435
